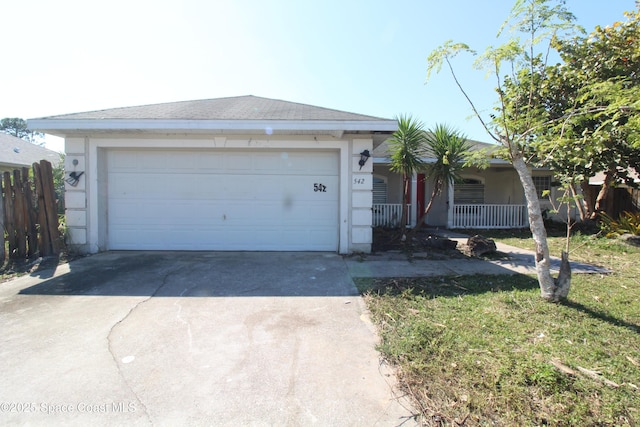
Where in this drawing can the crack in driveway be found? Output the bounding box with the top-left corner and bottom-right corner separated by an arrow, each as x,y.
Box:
105,265 -> 184,425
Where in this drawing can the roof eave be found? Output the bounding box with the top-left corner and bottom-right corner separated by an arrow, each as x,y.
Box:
28,119 -> 398,137
373,157 -> 513,165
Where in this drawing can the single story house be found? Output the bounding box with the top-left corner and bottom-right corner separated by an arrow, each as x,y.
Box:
28,96 -> 396,254
0,133 -> 62,173
372,138 -> 565,229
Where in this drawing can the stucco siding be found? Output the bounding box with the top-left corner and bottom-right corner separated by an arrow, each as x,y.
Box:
425,180 -> 448,226
476,167 -> 524,205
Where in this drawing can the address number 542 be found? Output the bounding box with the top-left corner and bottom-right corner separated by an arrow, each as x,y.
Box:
313,183 -> 327,192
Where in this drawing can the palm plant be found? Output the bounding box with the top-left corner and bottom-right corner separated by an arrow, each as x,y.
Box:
388,115 -> 427,230
414,124 -> 472,230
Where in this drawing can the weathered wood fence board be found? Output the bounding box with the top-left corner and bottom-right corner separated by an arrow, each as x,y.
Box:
1,160 -> 62,261
33,161 -> 62,255
2,172 -> 15,257
23,167 -> 39,258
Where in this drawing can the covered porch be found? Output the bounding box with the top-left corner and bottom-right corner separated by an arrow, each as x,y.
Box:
448,204 -> 528,229
372,163 -> 542,229
372,202 -> 528,229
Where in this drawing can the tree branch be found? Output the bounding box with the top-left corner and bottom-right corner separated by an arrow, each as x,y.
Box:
444,56 -> 501,144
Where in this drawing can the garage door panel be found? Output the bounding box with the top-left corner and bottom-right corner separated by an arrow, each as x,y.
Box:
109,197 -> 338,227
279,151 -> 337,173
107,149 -> 339,251
110,173 -> 225,200
111,197 -> 203,224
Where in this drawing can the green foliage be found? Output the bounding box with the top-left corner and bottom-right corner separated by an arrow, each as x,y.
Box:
425,40 -> 475,81
494,4 -> 640,223
416,123 -> 480,227
499,0 -> 580,43
423,124 -> 473,185
387,115 -> 427,176
387,115 -> 427,229
534,6 -> 640,187
426,1 -> 581,299
600,211 -> 640,237
52,154 -> 66,214
0,117 -> 44,144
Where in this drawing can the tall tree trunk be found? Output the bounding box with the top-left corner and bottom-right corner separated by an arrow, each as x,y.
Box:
511,153 -> 558,301
555,251 -> 572,299
589,168 -> 615,220
569,183 -> 587,222
580,181 -> 595,219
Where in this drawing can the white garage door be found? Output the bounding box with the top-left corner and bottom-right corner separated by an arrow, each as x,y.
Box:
107,149 -> 339,251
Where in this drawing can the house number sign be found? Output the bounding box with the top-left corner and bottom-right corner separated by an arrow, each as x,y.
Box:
313,183 -> 327,192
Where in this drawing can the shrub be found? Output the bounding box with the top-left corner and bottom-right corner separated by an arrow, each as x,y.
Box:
599,211 -> 640,237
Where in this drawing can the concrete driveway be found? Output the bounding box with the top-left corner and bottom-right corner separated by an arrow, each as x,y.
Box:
0,252 -> 417,426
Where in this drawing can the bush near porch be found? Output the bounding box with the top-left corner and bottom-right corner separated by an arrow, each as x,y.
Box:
358,229 -> 640,426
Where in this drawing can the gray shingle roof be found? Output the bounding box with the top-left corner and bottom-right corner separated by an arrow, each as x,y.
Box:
37,95 -> 391,122
373,135 -> 499,159
0,133 -> 61,169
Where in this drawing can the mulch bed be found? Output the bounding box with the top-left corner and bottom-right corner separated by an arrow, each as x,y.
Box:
372,227 -> 468,259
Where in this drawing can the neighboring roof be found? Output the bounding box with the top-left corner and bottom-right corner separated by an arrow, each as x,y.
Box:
373,135 -> 508,164
0,133 -> 61,169
589,169 -> 640,186
28,95 -> 397,137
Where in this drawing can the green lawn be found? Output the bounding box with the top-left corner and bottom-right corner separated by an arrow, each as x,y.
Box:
358,230 -> 640,426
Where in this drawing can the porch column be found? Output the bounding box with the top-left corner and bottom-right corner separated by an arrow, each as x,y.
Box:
446,180 -> 454,228
410,173 -> 418,227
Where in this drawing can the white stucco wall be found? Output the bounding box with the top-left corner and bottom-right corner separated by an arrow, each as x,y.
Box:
350,139 -> 373,252
424,180 -> 448,226
63,133 -> 373,254
63,137 -> 88,251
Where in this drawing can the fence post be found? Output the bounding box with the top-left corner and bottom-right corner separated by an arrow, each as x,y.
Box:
22,167 -> 38,258
33,162 -> 51,256
0,172 -> 4,263
12,170 -> 28,258
3,172 -> 16,258
41,161 -> 61,254
32,160 -> 61,255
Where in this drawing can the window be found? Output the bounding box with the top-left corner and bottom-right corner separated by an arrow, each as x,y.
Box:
532,176 -> 552,199
454,179 -> 485,204
372,176 -> 387,204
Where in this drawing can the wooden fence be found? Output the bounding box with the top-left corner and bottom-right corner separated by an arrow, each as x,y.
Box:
1,160 -> 62,261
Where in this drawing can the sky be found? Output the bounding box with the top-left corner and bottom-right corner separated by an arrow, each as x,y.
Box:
1,0 -> 637,153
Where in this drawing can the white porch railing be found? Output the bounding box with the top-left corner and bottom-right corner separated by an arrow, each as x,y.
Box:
451,204 -> 528,229
373,204 -> 411,227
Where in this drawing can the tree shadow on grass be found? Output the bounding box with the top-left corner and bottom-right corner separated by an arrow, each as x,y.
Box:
562,300 -> 640,335
355,274 -> 540,297
356,275 -> 640,336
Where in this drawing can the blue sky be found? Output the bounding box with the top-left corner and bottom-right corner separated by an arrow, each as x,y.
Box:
2,0 -> 636,152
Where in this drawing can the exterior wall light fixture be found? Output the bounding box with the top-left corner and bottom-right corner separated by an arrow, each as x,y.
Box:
358,150 -> 371,170
66,171 -> 84,187
66,159 -> 84,187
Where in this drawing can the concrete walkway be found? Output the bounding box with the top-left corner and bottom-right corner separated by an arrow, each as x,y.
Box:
346,231 -> 610,278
